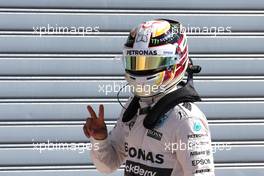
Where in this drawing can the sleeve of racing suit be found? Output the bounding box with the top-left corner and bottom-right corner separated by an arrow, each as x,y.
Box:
90,116 -> 126,174
176,116 -> 215,176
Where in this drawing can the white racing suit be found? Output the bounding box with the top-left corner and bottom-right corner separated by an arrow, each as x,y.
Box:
90,96 -> 215,176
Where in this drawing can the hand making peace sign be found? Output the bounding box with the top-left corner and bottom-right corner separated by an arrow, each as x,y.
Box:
83,105 -> 108,140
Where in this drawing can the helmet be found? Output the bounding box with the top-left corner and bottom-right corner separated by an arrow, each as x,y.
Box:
122,19 -> 189,97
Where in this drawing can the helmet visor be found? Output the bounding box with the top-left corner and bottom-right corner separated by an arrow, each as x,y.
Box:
123,55 -> 180,72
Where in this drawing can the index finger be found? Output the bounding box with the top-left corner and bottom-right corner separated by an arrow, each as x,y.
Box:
87,105 -> 97,118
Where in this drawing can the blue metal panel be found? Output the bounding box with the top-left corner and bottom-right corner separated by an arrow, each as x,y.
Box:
0,0 -> 263,175
0,35 -> 264,53
0,122 -> 264,143
0,0 -> 263,9
0,100 -> 262,121
0,144 -> 263,165
0,55 -> 263,76
0,12 -> 264,32
0,79 -> 263,98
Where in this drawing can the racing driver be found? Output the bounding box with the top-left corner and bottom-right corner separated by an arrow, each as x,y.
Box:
83,19 -> 215,176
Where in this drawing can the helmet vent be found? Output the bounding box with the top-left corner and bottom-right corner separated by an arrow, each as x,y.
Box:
146,75 -> 156,80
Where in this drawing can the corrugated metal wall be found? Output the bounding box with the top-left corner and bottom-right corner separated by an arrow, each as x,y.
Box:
0,0 -> 264,175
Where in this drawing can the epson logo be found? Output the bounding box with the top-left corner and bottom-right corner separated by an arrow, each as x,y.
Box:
192,158 -> 211,166
126,50 -> 158,55
125,143 -> 164,164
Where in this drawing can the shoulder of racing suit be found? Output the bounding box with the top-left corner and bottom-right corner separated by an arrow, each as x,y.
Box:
173,102 -> 205,120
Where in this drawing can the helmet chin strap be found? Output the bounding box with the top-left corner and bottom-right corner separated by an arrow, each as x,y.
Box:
139,81 -> 182,105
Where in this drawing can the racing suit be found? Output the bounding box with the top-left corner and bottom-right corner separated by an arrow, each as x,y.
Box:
90,95 -> 215,176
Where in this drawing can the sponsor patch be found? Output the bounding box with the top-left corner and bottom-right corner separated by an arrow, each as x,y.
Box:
147,129 -> 163,141
193,121 -> 202,132
187,134 -> 208,139
190,150 -> 211,157
182,102 -> 192,111
194,169 -> 211,174
135,31 -> 149,43
124,160 -> 172,176
126,50 -> 157,56
125,143 -> 164,164
192,158 -> 211,166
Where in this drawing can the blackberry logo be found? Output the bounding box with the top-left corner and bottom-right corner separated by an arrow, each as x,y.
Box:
125,160 -> 173,176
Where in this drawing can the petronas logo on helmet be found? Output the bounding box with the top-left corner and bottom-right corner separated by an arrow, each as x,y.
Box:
126,50 -> 158,55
